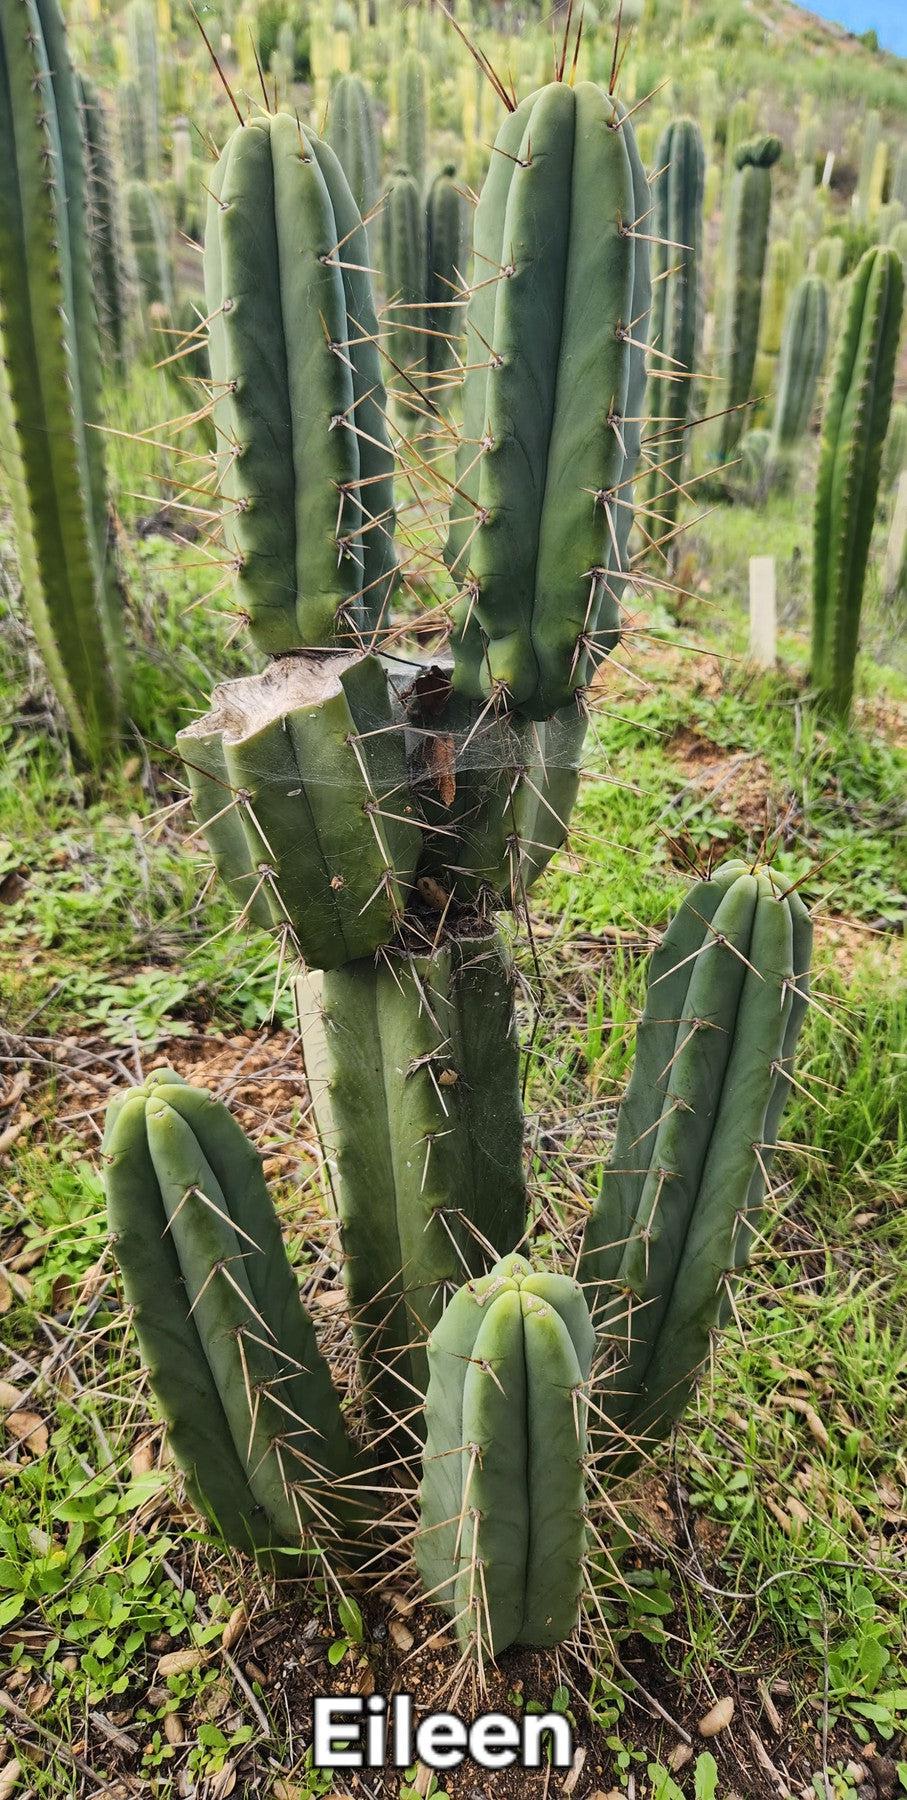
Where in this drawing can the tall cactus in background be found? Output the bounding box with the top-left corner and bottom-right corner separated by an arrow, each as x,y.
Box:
126,179 -> 173,314
425,163 -> 464,376
811,245 -> 904,716
445,84 -> 651,719
0,0 -> 123,765
396,46 -> 427,188
328,73 -> 379,224
814,233 -> 844,284
768,274 -> 829,478
118,76 -> 147,180
79,73 -> 131,366
645,116 -> 704,546
124,0 -> 160,179
718,134 -> 782,459
382,168 -> 425,414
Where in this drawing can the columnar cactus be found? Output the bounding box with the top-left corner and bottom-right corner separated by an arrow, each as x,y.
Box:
718,135 -> 782,459
445,84 -> 651,719
118,77 -> 147,180
581,860 -> 813,1461
116,76 -> 817,1671
79,74 -> 131,366
814,233 -> 844,284
425,164 -> 464,376
124,0 -> 160,179
104,1070 -> 368,1559
396,46 -> 427,189
0,0 -> 123,765
645,117 -> 704,542
382,168 -> 425,413
328,73 -> 380,224
176,655 -> 422,968
308,932 -> 526,1427
417,1256 -> 594,1657
768,274 -> 829,475
126,179 -> 172,314
204,113 -> 396,652
811,245 -> 904,715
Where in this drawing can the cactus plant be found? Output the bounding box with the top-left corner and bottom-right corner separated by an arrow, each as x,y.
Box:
177,654 -> 423,968
124,0 -> 160,179
117,76 -> 147,180
718,134 -> 781,459
126,179 -> 172,313
103,1069 -> 368,1559
307,930 -> 526,1427
396,46 -> 427,189
382,168 -> 425,414
0,0 -> 123,765
811,246 -> 904,716
79,75 -> 131,366
117,80 -> 816,1672
445,84 -> 651,719
204,113 -> 396,653
883,401 -> 907,489
425,164 -> 464,376
581,860 -> 813,1460
328,73 -> 380,225
417,1255 -> 594,1658
768,274 -> 829,477
645,117 -> 704,543
813,233 -> 844,284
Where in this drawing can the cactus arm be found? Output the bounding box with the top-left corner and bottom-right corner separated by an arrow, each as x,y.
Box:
103,1082 -> 278,1553
581,862 -> 741,1294
79,76 -> 130,366
205,115 -> 394,653
418,1257 -> 591,1657
382,169 -> 425,410
582,864 -> 812,1461
646,118 -> 704,536
770,274 -> 828,457
426,166 -> 464,375
104,1074 -> 367,1556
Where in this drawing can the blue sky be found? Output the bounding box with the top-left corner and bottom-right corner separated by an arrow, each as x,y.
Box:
796,0 -> 907,55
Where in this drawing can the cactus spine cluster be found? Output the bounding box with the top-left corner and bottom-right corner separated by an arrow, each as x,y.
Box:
718,134 -> 781,459
811,245 -> 904,716
646,117 -> 704,543
0,0 -> 123,765
768,273 -> 829,475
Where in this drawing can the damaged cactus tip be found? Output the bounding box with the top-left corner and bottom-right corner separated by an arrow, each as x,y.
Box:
176,653 -> 423,969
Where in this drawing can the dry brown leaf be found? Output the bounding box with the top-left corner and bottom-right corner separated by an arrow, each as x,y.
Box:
0,1114 -> 35,1157
208,1760 -> 236,1797
0,1758 -> 21,1800
221,1602 -> 247,1652
5,1411 -> 48,1457
157,1647 -> 205,1677
562,1745 -> 587,1796
163,1712 -> 185,1746
130,1439 -> 156,1478
667,1742 -> 693,1771
388,1619 -> 414,1653
698,1696 -> 735,1737
0,1272 -> 12,1316
0,1382 -> 24,1411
